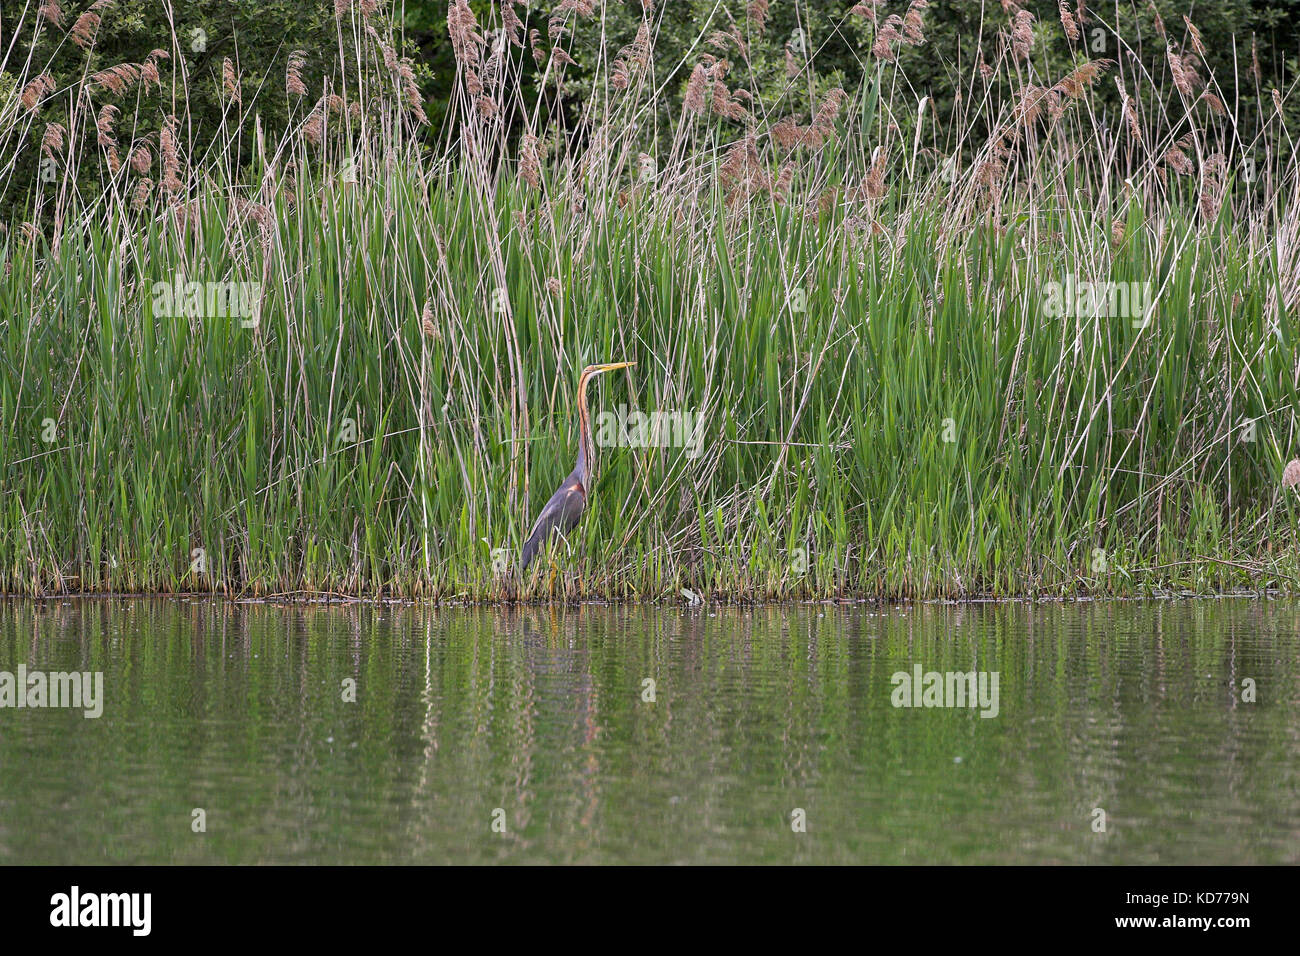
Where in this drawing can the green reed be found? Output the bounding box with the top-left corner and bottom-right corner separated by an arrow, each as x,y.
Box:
1,154 -> 1297,600
1,3 -> 1298,600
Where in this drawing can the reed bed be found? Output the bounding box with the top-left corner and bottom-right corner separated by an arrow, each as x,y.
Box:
1,2 -> 1298,601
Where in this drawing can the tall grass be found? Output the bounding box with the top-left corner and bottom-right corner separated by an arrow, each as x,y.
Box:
1,2 -> 1299,600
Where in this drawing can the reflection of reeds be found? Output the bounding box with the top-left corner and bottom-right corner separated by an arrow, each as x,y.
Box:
0,4 -> 1297,601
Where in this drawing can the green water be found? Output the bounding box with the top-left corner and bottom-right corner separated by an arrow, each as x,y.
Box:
0,598 -> 1296,864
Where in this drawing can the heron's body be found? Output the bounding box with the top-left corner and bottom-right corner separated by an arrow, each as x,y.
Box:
521,362 -> 634,571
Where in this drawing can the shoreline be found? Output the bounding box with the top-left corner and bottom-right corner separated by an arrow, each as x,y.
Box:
3,587 -> 1294,607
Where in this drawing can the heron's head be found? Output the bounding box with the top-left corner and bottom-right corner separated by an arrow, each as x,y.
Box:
582,361 -> 636,378
585,361 -> 634,374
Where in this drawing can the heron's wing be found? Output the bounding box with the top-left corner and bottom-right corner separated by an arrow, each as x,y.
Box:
521,479 -> 587,569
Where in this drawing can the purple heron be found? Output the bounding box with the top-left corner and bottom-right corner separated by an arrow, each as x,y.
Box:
521,361 -> 636,571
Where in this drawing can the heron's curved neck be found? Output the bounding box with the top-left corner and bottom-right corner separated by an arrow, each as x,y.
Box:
574,370 -> 595,488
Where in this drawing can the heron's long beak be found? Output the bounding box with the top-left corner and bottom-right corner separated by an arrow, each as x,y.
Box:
595,361 -> 635,373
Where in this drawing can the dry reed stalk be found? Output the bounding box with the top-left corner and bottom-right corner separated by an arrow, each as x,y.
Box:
1201,92 -> 1226,116
95,104 -> 118,146
860,145 -> 889,200
849,1 -> 881,21
1054,59 -> 1111,99
287,51 -> 308,96
139,59 -> 160,91
684,62 -> 710,114
1199,153 -> 1228,222
71,9 -> 101,49
873,16 -> 903,61
41,122 -> 65,156
1059,2 -> 1079,42
903,0 -> 929,45
772,162 -> 794,201
1284,460 -> 1300,490
1164,145 -> 1194,176
93,63 -> 142,95
613,22 -> 653,90
303,97 -> 326,145
131,177 -> 151,211
555,0 -> 595,17
1183,16 -> 1207,57
130,143 -> 151,175
772,88 -> 847,150
398,60 -> 427,120
223,58 -> 241,105
37,0 -> 63,28
502,2 -> 524,47
1122,95 -> 1142,143
21,74 -> 56,112
710,61 -> 750,121
1167,48 -> 1201,96
448,0 -> 483,69
519,133 -> 541,188
160,114 -> 182,194
1010,9 -> 1035,61
719,134 -> 770,206
421,300 -> 441,341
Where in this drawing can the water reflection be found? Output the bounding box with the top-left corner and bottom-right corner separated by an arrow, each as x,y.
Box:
0,598 -> 1295,863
